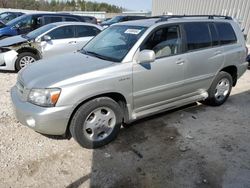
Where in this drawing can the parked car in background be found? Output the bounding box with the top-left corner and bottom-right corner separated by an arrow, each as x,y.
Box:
0,22 -> 102,71
11,15 -> 248,148
0,13 -> 97,40
0,12 -> 24,24
247,54 -> 250,69
100,15 -> 147,28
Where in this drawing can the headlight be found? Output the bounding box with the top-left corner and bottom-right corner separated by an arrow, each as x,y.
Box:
28,88 -> 61,107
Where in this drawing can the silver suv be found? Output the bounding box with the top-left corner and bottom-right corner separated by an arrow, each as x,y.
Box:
11,15 -> 248,148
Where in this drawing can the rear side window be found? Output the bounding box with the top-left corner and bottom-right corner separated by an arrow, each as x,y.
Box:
65,17 -> 79,22
215,22 -> 237,45
209,23 -> 219,46
76,25 -> 100,37
48,25 -> 74,40
44,16 -> 63,24
184,23 -> 212,51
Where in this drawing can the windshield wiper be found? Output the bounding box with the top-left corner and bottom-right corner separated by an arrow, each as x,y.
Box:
83,50 -> 119,62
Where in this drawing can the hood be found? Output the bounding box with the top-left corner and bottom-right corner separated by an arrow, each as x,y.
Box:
19,51 -> 116,88
0,35 -> 29,47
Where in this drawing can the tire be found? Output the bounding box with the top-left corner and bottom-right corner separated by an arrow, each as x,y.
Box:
203,71 -> 233,106
70,97 -> 123,149
15,52 -> 39,71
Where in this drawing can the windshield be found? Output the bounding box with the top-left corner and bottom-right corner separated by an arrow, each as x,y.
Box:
0,13 -> 9,19
6,14 -> 26,26
83,25 -> 147,62
26,24 -> 56,39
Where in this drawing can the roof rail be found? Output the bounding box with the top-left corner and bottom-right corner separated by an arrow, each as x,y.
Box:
155,15 -> 233,23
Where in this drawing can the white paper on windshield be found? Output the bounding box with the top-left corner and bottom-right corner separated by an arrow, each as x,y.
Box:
125,29 -> 142,35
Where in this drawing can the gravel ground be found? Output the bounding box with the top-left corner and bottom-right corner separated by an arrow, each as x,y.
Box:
0,70 -> 250,188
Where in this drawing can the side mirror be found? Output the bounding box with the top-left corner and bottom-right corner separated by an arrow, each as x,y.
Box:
12,24 -> 20,30
137,50 -> 155,64
43,35 -> 51,42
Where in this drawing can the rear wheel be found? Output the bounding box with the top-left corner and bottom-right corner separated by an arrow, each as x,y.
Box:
15,52 -> 38,71
70,97 -> 123,149
203,71 -> 233,106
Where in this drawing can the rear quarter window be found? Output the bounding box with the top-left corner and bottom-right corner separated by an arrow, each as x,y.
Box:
184,22 -> 212,51
215,22 -> 237,45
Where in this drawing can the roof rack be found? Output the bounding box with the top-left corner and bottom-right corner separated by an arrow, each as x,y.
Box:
155,15 -> 233,23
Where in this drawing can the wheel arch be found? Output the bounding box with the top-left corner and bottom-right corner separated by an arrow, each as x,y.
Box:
16,47 -> 42,59
65,92 -> 129,138
220,65 -> 238,86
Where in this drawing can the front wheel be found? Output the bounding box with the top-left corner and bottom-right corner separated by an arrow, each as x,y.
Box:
70,97 -> 123,149
203,71 -> 233,106
15,52 -> 38,71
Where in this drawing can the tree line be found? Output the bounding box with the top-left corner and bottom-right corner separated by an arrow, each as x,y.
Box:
0,0 -> 123,13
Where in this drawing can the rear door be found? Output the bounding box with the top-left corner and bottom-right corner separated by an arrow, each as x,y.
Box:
41,25 -> 76,58
75,25 -> 101,49
182,22 -> 224,94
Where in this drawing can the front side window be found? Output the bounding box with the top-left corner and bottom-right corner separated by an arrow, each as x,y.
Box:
215,22 -> 237,45
83,25 -> 147,62
184,22 -> 212,51
47,26 -> 74,40
76,25 -> 100,37
141,26 -> 182,59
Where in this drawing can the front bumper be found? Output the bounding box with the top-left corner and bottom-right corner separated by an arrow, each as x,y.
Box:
0,50 -> 18,71
11,86 -> 73,135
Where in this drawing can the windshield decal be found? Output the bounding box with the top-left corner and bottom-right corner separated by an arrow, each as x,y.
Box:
125,29 -> 142,35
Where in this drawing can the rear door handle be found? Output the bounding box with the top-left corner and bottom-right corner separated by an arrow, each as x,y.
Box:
69,41 -> 77,44
176,59 -> 185,65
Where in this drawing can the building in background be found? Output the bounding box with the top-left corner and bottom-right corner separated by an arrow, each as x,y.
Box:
152,0 -> 250,45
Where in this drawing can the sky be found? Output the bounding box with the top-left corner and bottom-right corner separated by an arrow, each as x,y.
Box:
91,0 -> 152,11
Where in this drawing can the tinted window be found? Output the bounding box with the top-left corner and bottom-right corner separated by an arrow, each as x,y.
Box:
184,23 -> 212,51
76,25 -> 100,37
44,16 -> 63,24
142,26 -> 181,58
47,26 -> 74,40
65,17 -> 78,22
209,23 -> 219,46
215,22 -> 237,45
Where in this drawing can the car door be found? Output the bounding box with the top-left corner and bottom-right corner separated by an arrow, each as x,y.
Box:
75,25 -> 101,49
182,22 -> 225,94
41,25 -> 76,59
133,25 -> 186,111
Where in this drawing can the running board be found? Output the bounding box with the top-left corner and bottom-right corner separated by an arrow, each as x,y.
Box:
132,92 -> 208,120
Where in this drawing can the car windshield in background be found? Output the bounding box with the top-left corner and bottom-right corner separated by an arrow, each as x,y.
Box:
105,16 -> 123,24
0,13 -> 9,19
6,14 -> 26,26
83,25 -> 147,62
26,24 -> 56,39
0,21 -> 5,28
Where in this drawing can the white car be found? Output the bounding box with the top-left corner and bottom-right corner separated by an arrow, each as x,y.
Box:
0,22 -> 102,71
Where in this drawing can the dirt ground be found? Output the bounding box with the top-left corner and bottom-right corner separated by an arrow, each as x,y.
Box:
0,70 -> 250,188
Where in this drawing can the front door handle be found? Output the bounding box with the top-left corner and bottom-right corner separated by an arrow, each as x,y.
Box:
176,59 -> 185,65
69,41 -> 77,44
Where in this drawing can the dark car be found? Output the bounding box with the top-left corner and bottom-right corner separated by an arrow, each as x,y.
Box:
246,54 -> 250,69
0,13 -> 97,39
100,15 -> 147,28
0,12 -> 24,24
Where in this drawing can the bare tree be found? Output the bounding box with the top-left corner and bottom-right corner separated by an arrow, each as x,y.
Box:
0,0 -> 9,8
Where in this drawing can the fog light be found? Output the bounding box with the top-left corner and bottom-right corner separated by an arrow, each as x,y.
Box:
26,118 -> 36,127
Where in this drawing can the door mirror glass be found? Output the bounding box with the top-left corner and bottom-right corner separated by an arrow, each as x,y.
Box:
137,50 -> 155,64
43,35 -> 51,42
